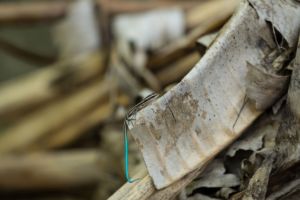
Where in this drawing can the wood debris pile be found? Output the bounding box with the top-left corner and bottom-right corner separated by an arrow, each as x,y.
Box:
0,0 -> 299,200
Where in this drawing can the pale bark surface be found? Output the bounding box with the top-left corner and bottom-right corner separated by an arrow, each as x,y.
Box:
129,0 -> 300,190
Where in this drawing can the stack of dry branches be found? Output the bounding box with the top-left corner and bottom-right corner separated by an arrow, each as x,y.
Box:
0,0 -> 299,200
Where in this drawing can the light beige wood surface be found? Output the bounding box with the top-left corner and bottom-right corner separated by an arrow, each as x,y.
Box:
0,150 -> 107,190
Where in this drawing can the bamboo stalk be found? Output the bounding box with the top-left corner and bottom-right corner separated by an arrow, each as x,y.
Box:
33,93 -> 129,150
156,51 -> 200,86
108,165 -> 207,200
185,0 -> 239,30
33,102 -> 113,150
111,49 -> 141,97
147,0 -> 238,70
0,1 -> 69,24
0,150 -> 109,190
0,0 -> 198,25
108,173 -> 154,200
0,51 -> 105,122
0,79 -> 110,154
98,0 -> 199,16
0,37 -> 56,65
